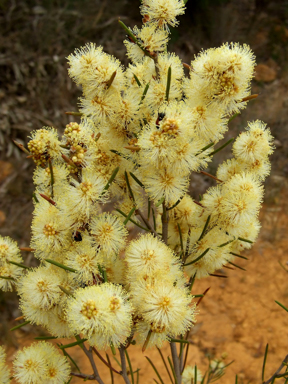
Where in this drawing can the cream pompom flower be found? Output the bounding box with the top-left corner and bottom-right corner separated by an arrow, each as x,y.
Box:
139,283 -> 195,336
182,365 -> 203,384
142,165 -> 189,207
65,238 -> 100,285
41,342 -> 71,384
13,343 -> 48,384
31,200 -> 72,261
185,43 -> 256,115
13,342 -> 70,384
27,127 -> 62,166
18,266 -> 62,311
90,212 -> 128,255
140,0 -> 186,29
124,23 -> 169,63
0,346 -> 11,384
232,120 -> 274,163
125,233 -> 180,282
61,167 -> 107,225
0,236 -> 22,266
0,262 -> 24,292
66,283 -> 133,349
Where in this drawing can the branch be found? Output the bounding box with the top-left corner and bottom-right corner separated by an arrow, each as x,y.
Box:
263,355 -> 288,384
71,372 -> 95,380
161,202 -> 169,245
119,346 -> 131,384
136,209 -> 160,238
82,343 -> 105,384
170,342 -> 181,384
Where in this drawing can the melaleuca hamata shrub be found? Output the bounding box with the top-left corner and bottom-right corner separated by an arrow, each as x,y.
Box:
1,0 -> 275,383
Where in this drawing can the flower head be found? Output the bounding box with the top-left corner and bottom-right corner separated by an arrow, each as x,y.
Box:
66,283 -> 133,349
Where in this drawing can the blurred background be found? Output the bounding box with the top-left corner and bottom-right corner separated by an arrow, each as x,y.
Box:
0,1 -> 288,383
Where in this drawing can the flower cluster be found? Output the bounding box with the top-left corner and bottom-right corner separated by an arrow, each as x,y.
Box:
0,0 -> 275,383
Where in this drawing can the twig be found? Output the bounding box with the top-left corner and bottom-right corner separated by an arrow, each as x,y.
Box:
263,355 -> 288,384
136,209 -> 159,238
119,346 -> 132,384
71,372 -> 95,380
161,202 -> 169,245
82,343 -> 105,384
170,342 -> 181,384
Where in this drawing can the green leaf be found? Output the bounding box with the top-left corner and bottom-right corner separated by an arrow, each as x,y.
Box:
125,349 -> 134,384
0,276 -> 15,280
45,259 -> 77,273
106,353 -> 115,384
165,66 -> 172,101
10,321 -> 30,331
34,336 -> 58,340
167,356 -> 177,384
238,237 -> 253,244
62,348 -> 81,373
167,196 -> 184,211
102,167 -> 120,193
133,74 -> 142,87
198,215 -> 211,242
177,223 -> 184,254
169,338 -> 189,344
125,171 -> 135,202
262,344 -> 269,382
209,138 -> 234,156
226,260 -> 246,271
275,300 -> 288,313
116,209 -> 149,231
8,260 -> 30,270
183,248 -> 210,267
156,347 -> 174,384
129,172 -> 145,189
59,338 -> 88,349
228,113 -> 240,122
140,83 -> 150,104
155,197 -> 165,207
230,252 -> 248,260
123,207 -> 136,225
145,356 -> 165,384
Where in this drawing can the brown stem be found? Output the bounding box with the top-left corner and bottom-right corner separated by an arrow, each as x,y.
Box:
71,372 -> 95,380
161,202 -> 169,245
136,209 -> 159,238
200,171 -> 223,183
119,346 -> 131,384
263,355 -> 288,384
82,343 -> 105,384
170,342 -> 181,384
92,347 -> 121,374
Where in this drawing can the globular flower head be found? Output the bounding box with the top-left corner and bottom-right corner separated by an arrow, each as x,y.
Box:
232,120 -> 274,163
140,0 -> 186,29
13,342 -> 70,384
30,200 -> 72,261
0,346 -> 11,384
125,233 -> 180,284
90,212 -> 128,256
60,167 -> 107,225
124,23 -> 169,63
182,365 -> 203,384
18,266 -> 62,311
185,43 -> 256,115
0,262 -> 24,292
0,236 -> 21,266
66,283 -> 133,349
142,165 -> 189,207
137,282 -> 195,336
27,127 -> 61,166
